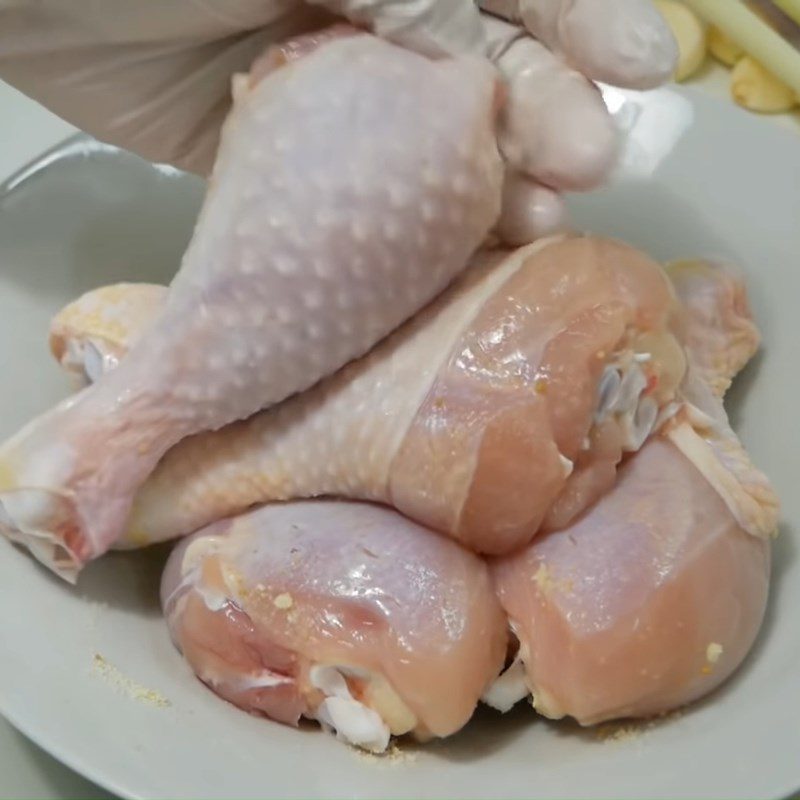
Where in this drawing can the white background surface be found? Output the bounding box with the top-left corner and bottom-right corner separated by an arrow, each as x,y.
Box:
0,57 -> 798,800
0,80 -> 112,800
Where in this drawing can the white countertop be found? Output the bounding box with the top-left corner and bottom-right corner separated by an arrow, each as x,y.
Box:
0,57 -> 797,800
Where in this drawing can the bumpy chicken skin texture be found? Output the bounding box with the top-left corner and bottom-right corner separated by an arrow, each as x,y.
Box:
0,35 -> 503,578
49,246 -> 777,734
45,237 -> 686,556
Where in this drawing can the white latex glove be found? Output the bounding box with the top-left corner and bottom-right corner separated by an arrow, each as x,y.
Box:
0,0 -> 677,242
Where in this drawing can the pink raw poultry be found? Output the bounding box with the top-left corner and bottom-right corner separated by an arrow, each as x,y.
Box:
0,34 -> 503,579
487,259 -> 777,723
160,258 -> 775,743
46,237 -> 688,557
50,252 -> 778,737
161,500 -> 507,751
489,437 -> 773,722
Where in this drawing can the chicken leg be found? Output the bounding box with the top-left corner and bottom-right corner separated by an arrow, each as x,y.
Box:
0,34 -> 503,578
161,500 -> 507,751
487,259 -> 777,723
45,237 -> 686,557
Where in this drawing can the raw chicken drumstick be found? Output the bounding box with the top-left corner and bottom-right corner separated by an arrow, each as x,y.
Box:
165,257 -> 774,746
161,500 -> 507,752
489,438 -> 773,722
47,237 -> 688,556
0,34 -> 504,579
51,253 -> 777,736
487,259 -> 777,723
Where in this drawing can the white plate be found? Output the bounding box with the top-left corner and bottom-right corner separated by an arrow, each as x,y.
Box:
0,85 -> 798,800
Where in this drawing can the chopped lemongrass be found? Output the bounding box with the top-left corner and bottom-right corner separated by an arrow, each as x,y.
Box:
731,56 -> 797,113
708,25 -> 744,66
683,0 -> 800,97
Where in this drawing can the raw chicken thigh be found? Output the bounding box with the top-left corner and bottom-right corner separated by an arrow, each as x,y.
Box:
0,34 -> 504,578
488,261 -> 777,724
47,237 -> 687,556
161,500 -> 507,751
490,438 -> 771,723
41,247 -> 781,741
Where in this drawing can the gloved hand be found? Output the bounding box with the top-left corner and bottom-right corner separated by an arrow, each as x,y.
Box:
0,0 -> 677,242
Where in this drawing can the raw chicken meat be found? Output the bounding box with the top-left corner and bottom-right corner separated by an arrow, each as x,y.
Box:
662,261 -> 774,540
539,256 -> 761,533
44,246 -> 780,736
666,259 -> 760,398
0,34 -> 504,578
487,260 -> 777,724
50,283 -> 163,385
664,370 -> 778,540
490,438 -> 771,723
46,237 -> 686,556
161,500 -> 507,751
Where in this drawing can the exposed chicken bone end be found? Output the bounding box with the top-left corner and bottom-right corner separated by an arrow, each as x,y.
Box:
309,664 -> 419,752
0,418 -> 92,581
49,282 -> 164,383
594,328 -> 687,454
0,491 -> 81,583
481,636 -> 531,713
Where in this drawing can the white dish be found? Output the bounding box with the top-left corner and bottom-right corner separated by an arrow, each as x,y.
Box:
0,85 -> 798,800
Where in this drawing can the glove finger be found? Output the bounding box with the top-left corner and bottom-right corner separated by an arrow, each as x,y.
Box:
307,0 -> 487,57
0,4 -> 333,175
511,0 -> 678,90
495,173 -> 566,245
494,33 -> 618,191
